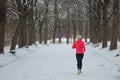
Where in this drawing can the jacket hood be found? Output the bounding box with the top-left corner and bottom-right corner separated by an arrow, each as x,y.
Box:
76,38 -> 82,42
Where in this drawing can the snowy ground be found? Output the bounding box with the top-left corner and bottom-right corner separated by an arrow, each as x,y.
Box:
0,42 -> 120,80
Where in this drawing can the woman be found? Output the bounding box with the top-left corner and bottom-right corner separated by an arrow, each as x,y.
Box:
72,35 -> 86,75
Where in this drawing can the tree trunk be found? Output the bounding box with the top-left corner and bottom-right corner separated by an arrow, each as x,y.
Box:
66,2 -> 70,44
72,6 -> 77,42
32,28 -> 36,44
85,22 -> 88,42
89,17 -> 94,43
10,24 -> 20,50
118,4 -> 120,41
97,0 -> 103,43
0,0 -> 7,54
88,0 -> 94,43
44,19 -> 48,44
58,19 -> 62,43
119,24 -> 120,41
92,0 -> 98,44
39,19 -> 44,44
27,0 -> 34,45
44,0 -> 49,44
79,22 -> 83,37
16,0 -> 27,48
110,0 -> 119,50
102,1 -> 109,48
73,20 -> 76,42
52,0 -> 58,43
18,15 -> 27,48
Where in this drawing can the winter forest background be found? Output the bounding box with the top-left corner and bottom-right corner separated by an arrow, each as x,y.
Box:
0,0 -> 120,65
0,0 -> 120,79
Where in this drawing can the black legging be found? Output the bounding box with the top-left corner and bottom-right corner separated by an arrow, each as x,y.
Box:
76,54 -> 84,70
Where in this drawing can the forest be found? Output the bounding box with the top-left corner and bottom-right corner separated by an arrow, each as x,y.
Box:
0,0 -> 120,54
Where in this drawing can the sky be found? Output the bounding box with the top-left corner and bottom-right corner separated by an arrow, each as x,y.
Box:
0,39 -> 120,80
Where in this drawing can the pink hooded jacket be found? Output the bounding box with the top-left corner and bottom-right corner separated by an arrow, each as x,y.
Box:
72,38 -> 86,54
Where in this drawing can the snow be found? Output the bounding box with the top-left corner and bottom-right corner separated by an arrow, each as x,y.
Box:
0,40 -> 120,80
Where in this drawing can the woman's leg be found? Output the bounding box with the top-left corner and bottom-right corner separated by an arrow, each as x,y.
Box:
76,54 -> 80,69
79,54 -> 84,70
76,54 -> 84,70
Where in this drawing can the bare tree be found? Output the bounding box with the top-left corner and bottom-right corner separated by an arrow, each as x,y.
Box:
38,18 -> 44,43
72,5 -> 77,42
102,0 -> 110,48
27,0 -> 35,45
97,0 -> 103,43
10,0 -> 37,50
44,0 -> 49,44
58,18 -> 62,43
0,0 -> 7,54
66,1 -> 70,44
110,0 -> 119,50
52,0 -> 58,43
88,0 -> 94,43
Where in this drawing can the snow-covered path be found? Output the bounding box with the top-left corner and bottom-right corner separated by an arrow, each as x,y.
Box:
0,44 -> 119,80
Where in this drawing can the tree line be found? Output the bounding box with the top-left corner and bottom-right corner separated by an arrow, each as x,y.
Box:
0,0 -> 120,54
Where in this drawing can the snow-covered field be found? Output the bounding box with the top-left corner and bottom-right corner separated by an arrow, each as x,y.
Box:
0,41 -> 120,80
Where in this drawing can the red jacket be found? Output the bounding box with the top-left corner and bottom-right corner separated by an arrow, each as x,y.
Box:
72,38 -> 86,54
